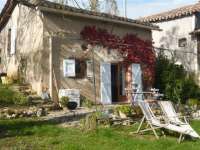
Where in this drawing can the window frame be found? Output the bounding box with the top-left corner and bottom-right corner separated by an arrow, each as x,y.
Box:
86,59 -> 93,78
63,59 -> 76,77
7,28 -> 11,56
178,38 -> 187,47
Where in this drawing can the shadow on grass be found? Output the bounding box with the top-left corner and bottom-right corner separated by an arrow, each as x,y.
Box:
0,118 -> 57,139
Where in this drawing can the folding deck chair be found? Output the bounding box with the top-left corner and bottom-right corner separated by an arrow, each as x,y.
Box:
158,101 -> 200,139
136,101 -> 199,142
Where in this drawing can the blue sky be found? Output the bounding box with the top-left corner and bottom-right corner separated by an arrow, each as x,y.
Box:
116,0 -> 198,18
0,0 -> 6,11
0,0 -> 198,18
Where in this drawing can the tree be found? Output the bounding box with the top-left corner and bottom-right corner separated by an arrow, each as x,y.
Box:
154,52 -> 200,104
53,0 -> 68,5
105,0 -> 118,15
88,0 -> 100,12
52,0 -> 119,15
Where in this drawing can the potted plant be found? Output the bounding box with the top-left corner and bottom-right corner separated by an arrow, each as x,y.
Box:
67,101 -> 78,110
60,96 -> 78,110
60,96 -> 70,108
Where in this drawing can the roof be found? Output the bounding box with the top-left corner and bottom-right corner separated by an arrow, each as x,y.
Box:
0,0 -> 18,32
140,2 -> 200,23
0,0 -> 159,32
37,0 -> 159,30
190,28 -> 200,35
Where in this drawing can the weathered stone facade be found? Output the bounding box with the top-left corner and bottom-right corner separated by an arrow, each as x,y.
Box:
0,1 -> 155,104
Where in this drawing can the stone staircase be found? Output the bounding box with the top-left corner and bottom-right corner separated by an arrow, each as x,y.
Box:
11,83 -> 35,96
10,84 -> 54,107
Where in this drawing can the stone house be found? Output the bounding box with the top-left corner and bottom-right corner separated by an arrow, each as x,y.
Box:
140,1 -> 200,83
0,0 -> 158,105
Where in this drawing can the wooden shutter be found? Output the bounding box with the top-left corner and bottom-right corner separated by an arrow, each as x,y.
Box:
86,60 -> 93,78
63,59 -> 75,77
10,26 -> 16,55
75,59 -> 86,78
100,63 -> 112,104
132,63 -> 143,102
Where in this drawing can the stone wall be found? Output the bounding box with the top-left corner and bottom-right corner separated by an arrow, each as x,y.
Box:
152,15 -> 198,73
0,4 -> 45,94
42,12 -> 152,103
0,5 -> 153,103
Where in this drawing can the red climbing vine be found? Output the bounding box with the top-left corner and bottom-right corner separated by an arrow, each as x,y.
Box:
80,26 -> 156,86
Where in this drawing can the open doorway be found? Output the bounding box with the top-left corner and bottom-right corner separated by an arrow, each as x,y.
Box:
111,64 -> 126,103
100,63 -> 127,105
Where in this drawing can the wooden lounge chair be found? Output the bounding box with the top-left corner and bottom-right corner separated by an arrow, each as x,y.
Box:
136,101 -> 199,142
158,101 -> 200,139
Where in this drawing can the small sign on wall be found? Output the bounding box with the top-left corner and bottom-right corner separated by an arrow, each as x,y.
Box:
63,59 -> 75,77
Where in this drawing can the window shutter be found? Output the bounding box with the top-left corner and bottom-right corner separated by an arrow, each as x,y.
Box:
75,59 -> 86,78
10,26 -> 16,55
63,59 -> 75,77
132,63 -> 143,102
100,63 -> 112,104
86,60 -> 93,78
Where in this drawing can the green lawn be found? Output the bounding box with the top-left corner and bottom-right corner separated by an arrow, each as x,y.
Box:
0,119 -> 200,150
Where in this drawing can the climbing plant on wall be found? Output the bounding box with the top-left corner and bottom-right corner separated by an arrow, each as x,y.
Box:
80,26 -> 156,86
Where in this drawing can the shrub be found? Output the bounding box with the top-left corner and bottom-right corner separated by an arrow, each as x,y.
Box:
155,53 -> 200,104
188,98 -> 199,111
13,92 -> 28,105
132,105 -> 142,116
0,85 -> 28,106
82,112 -> 98,132
182,76 -> 200,103
60,96 -> 69,107
115,105 -> 133,116
80,95 -> 94,108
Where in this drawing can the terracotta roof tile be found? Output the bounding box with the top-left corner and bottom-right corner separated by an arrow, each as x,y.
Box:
0,0 -> 18,32
38,0 -> 159,30
140,2 -> 200,23
0,0 -> 159,32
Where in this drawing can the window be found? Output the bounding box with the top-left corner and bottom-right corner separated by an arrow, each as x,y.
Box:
7,27 -> 16,56
7,28 -> 11,55
75,59 -> 86,78
10,27 -> 16,55
63,59 -> 76,77
63,59 -> 86,78
178,38 -> 187,47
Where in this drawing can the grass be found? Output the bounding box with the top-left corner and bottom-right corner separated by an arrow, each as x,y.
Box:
0,119 -> 200,150
0,84 -> 28,106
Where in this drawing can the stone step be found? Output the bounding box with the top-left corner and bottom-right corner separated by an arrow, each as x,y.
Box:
41,108 -> 95,124
10,84 -> 38,97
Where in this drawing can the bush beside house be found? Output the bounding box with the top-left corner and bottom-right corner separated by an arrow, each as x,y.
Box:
154,53 -> 200,104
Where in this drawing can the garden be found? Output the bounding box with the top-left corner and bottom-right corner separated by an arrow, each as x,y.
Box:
1,52 -> 200,149
0,118 -> 200,150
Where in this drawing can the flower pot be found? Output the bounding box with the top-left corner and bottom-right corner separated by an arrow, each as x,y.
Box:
67,101 -> 78,110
